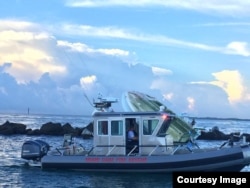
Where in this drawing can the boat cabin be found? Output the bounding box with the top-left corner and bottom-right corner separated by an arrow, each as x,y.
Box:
92,111 -> 193,156
90,95 -> 196,156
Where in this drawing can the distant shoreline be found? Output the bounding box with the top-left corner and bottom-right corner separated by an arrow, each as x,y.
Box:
192,117 -> 250,121
0,112 -> 249,122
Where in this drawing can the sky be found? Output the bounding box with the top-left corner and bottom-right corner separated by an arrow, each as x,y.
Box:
0,0 -> 250,118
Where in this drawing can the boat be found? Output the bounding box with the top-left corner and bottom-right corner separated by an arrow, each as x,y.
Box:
121,91 -> 200,142
21,93 -> 250,172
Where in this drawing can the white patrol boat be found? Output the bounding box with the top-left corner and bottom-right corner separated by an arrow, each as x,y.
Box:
21,93 -> 250,172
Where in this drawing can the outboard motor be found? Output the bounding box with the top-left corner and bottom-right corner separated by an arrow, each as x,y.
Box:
21,139 -> 50,161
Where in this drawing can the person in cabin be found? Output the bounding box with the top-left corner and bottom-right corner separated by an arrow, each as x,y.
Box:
127,123 -> 138,146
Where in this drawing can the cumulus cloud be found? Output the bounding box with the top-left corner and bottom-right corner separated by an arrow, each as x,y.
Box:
189,69 -> 250,118
80,75 -> 97,90
0,19 -> 153,114
151,79 -> 230,117
0,21 -> 67,83
1,19 -> 250,118
210,70 -> 245,103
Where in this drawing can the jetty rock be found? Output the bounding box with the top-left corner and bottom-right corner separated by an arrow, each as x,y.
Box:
0,121 -> 84,137
38,122 -> 79,136
197,126 -> 231,140
196,126 -> 250,142
30,122 -> 84,136
0,121 -> 249,141
0,121 -> 26,135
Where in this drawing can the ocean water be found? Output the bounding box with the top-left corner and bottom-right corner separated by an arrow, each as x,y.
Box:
0,113 -> 250,188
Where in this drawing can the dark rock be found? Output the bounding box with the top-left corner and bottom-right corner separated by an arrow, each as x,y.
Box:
26,129 -> 41,135
62,123 -> 82,136
0,120 -> 249,143
62,123 -> 75,133
74,127 -> 84,136
40,122 -> 63,135
0,120 -> 86,137
197,126 -> 241,142
197,129 -> 227,140
0,121 -> 27,135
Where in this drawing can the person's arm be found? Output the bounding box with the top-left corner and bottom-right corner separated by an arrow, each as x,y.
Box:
132,131 -> 138,140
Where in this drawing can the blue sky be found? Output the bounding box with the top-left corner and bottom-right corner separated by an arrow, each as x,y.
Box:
0,0 -> 250,118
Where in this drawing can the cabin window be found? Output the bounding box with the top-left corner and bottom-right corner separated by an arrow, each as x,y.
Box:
143,119 -> 159,135
157,117 -> 172,137
111,120 -> 123,136
98,120 -> 108,135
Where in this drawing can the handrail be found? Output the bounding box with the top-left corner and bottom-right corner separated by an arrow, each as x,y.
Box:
149,145 -> 159,156
106,145 -> 116,156
89,144 -> 179,156
127,145 -> 138,156
52,144 -> 194,156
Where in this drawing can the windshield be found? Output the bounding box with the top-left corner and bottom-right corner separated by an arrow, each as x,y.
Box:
156,116 -> 198,143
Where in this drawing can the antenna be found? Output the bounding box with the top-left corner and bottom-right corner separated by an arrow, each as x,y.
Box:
83,91 -> 94,108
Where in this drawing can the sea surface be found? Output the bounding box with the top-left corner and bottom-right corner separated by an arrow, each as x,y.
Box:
0,113 -> 250,188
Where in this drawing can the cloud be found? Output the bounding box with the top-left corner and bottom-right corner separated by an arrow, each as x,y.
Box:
0,19 -> 39,31
1,19 -> 250,118
0,20 -> 136,84
59,23 -> 250,57
210,70 -> 245,103
0,20 -> 67,83
150,76 -> 234,117
187,97 -> 195,110
163,92 -> 173,101
191,70 -> 250,107
225,42 -> 250,57
57,40 -> 129,56
0,19 -> 154,114
80,75 -> 97,91
60,23 -> 211,50
152,67 -> 172,76
66,0 -> 250,17
194,22 -> 250,27
60,24 -> 140,40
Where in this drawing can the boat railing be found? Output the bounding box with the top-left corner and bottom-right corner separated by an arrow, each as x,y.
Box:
84,143 -> 195,156
51,142 -> 198,156
127,145 -> 138,156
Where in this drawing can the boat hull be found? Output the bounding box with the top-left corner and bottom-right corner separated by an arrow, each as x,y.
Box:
41,145 -> 250,172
